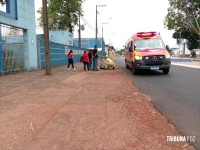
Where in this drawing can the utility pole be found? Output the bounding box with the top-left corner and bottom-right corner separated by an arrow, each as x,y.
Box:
102,25 -> 104,56
0,0 -> 6,76
95,5 -> 106,47
108,39 -> 111,47
102,23 -> 108,56
42,0 -> 51,75
0,27 -> 3,76
101,18 -> 111,56
95,5 -> 98,46
78,10 -> 81,48
179,31 -> 182,55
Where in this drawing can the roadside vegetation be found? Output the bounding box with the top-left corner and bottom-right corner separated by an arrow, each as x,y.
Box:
164,0 -> 200,54
115,49 -> 125,56
37,0 -> 84,32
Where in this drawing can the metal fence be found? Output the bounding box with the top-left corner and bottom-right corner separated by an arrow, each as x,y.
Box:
37,38 -> 88,69
0,24 -> 25,75
0,25 -> 102,76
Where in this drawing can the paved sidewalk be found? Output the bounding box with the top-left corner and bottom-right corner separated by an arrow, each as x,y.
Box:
0,63 -> 195,150
172,60 -> 200,69
171,57 -> 200,69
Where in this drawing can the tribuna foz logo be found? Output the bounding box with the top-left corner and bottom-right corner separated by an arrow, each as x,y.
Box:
167,136 -> 195,142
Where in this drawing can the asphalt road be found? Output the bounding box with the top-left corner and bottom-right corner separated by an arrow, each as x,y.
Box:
116,57 -> 200,149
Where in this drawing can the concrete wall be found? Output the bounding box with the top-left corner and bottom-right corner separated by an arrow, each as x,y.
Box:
37,35 -> 88,68
73,38 -> 103,50
2,43 -> 25,69
0,31 -> 3,75
49,30 -> 74,46
0,0 -> 37,73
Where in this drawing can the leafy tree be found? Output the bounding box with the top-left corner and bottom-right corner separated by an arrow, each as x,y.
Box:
173,28 -> 199,50
164,0 -> 200,37
37,0 -> 84,32
116,49 -> 125,56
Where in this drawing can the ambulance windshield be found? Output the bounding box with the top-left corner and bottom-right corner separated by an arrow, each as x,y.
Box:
134,38 -> 165,51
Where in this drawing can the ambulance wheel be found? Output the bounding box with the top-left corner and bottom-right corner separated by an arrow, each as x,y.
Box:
163,69 -> 169,74
132,63 -> 138,75
125,60 -> 129,69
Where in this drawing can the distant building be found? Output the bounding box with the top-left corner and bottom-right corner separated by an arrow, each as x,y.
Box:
181,39 -> 191,55
49,30 -> 73,46
37,30 -> 73,46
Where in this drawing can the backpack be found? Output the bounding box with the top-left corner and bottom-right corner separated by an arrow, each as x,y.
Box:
80,56 -> 83,63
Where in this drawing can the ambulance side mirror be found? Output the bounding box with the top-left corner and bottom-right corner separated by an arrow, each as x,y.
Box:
128,47 -> 132,52
166,45 -> 169,51
129,42 -> 133,52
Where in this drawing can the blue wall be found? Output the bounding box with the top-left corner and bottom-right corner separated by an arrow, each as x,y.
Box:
73,38 -> 103,49
0,0 -> 18,19
73,38 -> 106,56
49,30 -> 74,46
37,35 -> 88,68
0,29 -> 3,75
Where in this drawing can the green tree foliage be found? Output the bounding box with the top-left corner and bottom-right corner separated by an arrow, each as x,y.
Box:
37,0 -> 84,32
164,0 -> 200,50
115,49 -> 125,56
164,0 -> 200,37
173,28 -> 199,50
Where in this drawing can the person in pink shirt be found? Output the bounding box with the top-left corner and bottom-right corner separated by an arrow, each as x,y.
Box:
82,51 -> 89,71
67,50 -> 76,70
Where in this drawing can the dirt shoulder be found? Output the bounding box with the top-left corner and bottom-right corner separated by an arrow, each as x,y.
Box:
0,64 -> 195,150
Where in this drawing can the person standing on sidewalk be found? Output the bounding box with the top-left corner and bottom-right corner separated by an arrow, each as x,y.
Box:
88,49 -> 93,70
108,46 -> 116,62
82,51 -> 89,71
92,45 -> 99,71
67,50 -> 76,70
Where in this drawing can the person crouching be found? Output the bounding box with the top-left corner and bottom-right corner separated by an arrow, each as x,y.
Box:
82,51 -> 89,71
104,57 -> 115,70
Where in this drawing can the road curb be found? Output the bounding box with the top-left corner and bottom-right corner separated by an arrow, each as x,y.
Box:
171,63 -> 200,69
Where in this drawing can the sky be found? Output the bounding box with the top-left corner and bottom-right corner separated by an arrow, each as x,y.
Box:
34,0 -> 177,50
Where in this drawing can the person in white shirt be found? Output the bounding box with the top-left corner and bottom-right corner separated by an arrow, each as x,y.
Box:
108,46 -> 116,65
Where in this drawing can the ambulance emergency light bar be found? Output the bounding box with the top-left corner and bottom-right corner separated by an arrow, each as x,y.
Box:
136,32 -> 157,38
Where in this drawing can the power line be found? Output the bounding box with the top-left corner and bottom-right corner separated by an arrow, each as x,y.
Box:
80,17 -> 102,39
81,17 -> 95,31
